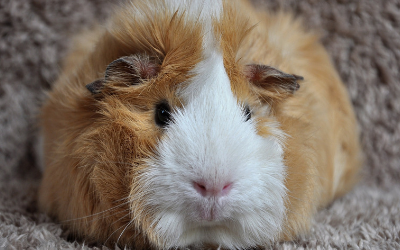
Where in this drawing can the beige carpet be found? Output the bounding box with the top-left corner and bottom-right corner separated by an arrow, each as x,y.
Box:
0,0 -> 399,249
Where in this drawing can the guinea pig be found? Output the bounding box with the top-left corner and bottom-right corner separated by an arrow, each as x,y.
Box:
38,0 -> 362,249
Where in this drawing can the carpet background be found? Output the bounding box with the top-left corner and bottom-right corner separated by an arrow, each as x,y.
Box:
0,0 -> 399,249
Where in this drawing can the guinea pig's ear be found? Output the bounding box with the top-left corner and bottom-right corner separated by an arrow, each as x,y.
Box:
85,79 -> 106,94
244,64 -> 303,100
86,54 -> 160,94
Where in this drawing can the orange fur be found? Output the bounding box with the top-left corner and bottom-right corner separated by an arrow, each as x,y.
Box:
39,0 -> 362,248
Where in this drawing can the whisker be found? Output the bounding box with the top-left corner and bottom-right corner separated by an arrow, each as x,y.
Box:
110,211 -> 131,227
74,208 -> 130,226
105,218 -> 133,245
95,160 -> 135,166
117,218 -> 135,245
114,195 -> 132,203
77,160 -> 136,169
61,198 -> 131,223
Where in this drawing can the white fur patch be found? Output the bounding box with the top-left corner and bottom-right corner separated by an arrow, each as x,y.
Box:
166,0 -> 222,50
167,0 -> 223,21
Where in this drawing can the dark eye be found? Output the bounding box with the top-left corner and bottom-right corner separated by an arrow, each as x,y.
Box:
244,105 -> 251,122
155,102 -> 171,127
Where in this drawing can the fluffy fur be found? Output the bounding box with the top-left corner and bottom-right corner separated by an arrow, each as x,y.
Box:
38,0 -> 362,249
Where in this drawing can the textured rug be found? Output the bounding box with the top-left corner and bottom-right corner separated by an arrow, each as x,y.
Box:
1,0 -> 399,249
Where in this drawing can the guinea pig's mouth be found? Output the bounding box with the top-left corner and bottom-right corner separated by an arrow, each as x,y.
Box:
199,206 -> 217,221
196,201 -> 227,222
172,218 -> 257,250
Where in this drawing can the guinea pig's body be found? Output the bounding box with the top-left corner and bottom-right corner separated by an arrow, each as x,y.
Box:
38,0 -> 362,249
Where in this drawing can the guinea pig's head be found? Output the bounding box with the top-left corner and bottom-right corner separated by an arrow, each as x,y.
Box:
79,6 -> 302,249
83,51 -> 301,249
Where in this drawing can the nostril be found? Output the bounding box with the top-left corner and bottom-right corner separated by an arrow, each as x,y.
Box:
223,183 -> 232,190
194,181 -> 207,196
221,183 -> 232,195
196,182 -> 206,191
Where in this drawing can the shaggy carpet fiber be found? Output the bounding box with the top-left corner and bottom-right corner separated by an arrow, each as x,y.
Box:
1,0 -> 399,249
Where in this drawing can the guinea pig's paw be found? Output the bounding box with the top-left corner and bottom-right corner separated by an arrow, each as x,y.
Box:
244,64 -> 303,101
86,54 -> 160,95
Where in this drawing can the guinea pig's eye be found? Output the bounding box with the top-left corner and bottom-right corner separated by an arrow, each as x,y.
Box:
155,102 -> 171,127
243,105 -> 251,122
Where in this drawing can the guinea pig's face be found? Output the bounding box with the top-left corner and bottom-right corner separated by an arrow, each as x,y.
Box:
140,54 -> 287,249
86,48 -> 301,248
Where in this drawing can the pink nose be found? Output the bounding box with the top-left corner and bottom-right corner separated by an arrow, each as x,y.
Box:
193,181 -> 232,197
